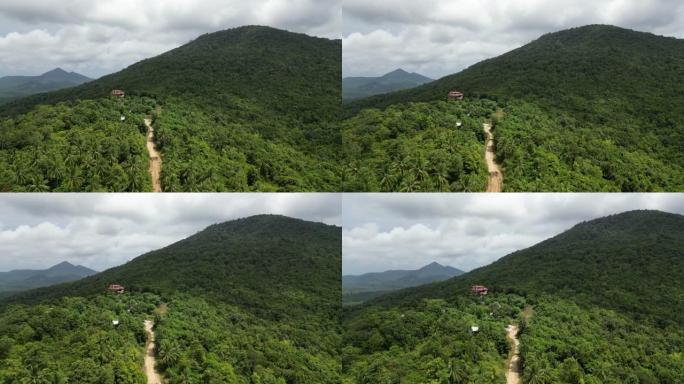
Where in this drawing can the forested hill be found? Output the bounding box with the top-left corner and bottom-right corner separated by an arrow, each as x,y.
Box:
0,25 -> 341,121
363,210 -> 684,324
342,25 -> 684,191
0,216 -> 342,383
0,26 -> 342,192
345,24 -> 684,117
3,215 -> 341,321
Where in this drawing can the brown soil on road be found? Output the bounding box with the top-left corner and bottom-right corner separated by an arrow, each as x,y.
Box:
144,118 -> 162,192
484,122 -> 503,192
505,324 -> 521,384
144,320 -> 162,384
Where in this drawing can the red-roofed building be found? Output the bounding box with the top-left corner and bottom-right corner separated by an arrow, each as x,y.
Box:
107,284 -> 125,294
111,90 -> 125,98
448,90 -> 464,100
471,285 -> 488,295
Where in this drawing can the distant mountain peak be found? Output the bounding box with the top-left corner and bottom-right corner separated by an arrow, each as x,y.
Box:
418,261 -> 445,271
343,261 -> 464,295
51,261 -> 75,267
343,68 -> 433,100
0,261 -> 97,294
45,68 -> 68,75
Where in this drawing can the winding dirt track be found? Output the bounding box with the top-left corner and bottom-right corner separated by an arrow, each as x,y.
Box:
144,320 -> 162,384
483,122 -> 503,192
505,324 -> 521,384
144,118 -> 162,192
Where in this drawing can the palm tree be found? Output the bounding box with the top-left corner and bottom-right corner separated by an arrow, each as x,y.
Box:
159,341 -> 181,368
26,176 -> 50,192
448,360 -> 468,383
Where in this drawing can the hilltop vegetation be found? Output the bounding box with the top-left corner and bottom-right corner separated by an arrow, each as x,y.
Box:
342,100 -> 495,191
156,295 -> 339,383
343,210 -> 684,382
0,215 -> 342,383
0,293 -> 160,383
0,26 -> 341,192
344,293 -> 684,384
344,25 -> 684,191
493,101 -> 683,191
0,97 -> 155,192
343,294 -> 524,383
153,98 -> 339,191
519,297 -> 683,384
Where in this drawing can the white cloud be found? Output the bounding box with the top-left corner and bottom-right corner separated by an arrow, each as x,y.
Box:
0,0 -> 340,77
0,193 -> 341,271
343,0 -> 684,78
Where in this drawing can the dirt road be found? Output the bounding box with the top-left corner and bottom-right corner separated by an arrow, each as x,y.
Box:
505,324 -> 521,384
144,118 -> 162,192
483,122 -> 503,192
144,320 -> 162,384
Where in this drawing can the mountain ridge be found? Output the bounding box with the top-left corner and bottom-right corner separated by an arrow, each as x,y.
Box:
0,261 -> 96,294
0,68 -> 91,104
343,68 -> 433,100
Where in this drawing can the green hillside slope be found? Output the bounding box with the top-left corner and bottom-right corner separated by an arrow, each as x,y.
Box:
1,215 -> 342,383
343,25 -> 684,191
0,26 -> 341,192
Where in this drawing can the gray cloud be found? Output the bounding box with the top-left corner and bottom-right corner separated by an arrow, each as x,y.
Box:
0,0 -> 340,78
0,193 -> 341,272
342,193 -> 684,275
343,0 -> 684,78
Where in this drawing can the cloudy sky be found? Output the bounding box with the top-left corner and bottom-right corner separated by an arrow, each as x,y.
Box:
0,0 -> 340,78
343,193 -> 684,275
343,0 -> 684,78
0,194 -> 341,272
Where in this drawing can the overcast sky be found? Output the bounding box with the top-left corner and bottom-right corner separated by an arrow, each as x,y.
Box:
0,0 -> 340,78
343,0 -> 684,78
342,193 -> 684,275
0,194 -> 341,272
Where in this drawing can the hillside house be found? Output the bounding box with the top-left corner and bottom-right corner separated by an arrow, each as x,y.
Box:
107,284 -> 125,294
448,90 -> 464,100
111,90 -> 125,98
471,285 -> 488,295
